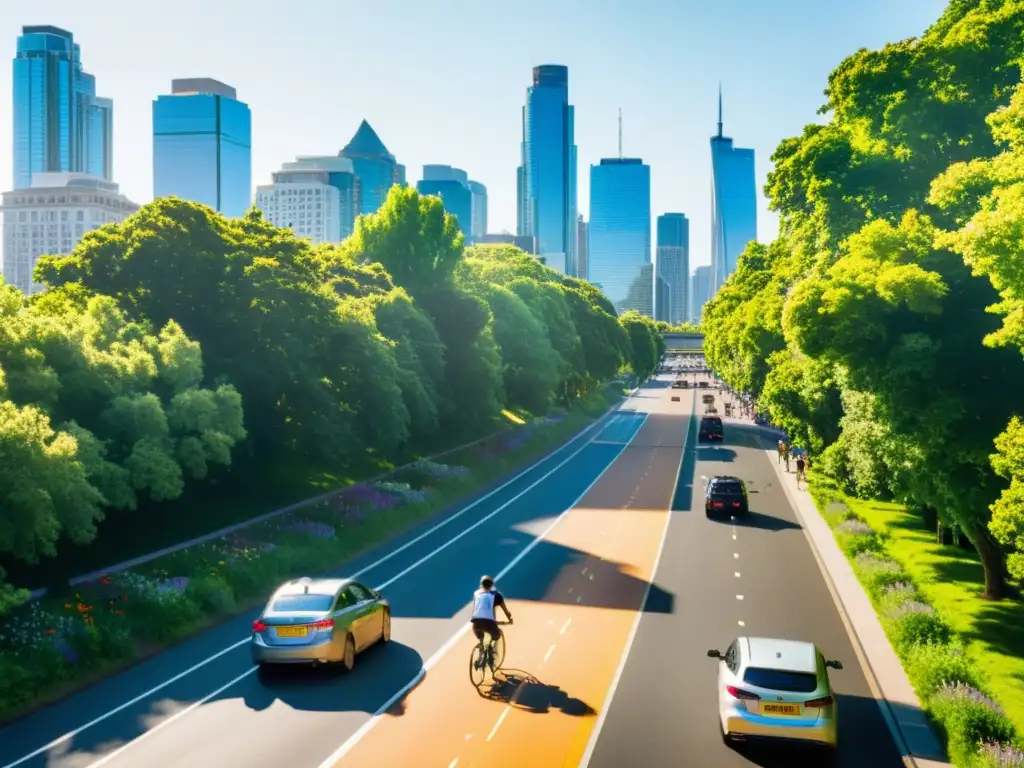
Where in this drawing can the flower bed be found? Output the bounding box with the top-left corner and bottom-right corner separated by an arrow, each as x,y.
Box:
812,485 -> 1023,766
0,396 -> 612,723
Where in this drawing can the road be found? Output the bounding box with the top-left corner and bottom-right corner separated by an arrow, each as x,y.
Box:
0,374 -> 903,768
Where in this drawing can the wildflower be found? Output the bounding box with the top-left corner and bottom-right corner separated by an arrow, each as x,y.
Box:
836,519 -> 874,535
978,742 -> 1024,766
933,682 -> 1004,716
886,600 -> 935,619
287,520 -> 337,539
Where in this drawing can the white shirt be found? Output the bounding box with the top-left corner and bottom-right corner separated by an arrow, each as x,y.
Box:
472,589 -> 497,620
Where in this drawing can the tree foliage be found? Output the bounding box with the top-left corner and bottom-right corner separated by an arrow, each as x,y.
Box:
1,186 -> 632,605
702,0 -> 1024,598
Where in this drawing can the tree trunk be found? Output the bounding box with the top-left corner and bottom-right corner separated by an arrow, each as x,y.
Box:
961,520 -> 1014,600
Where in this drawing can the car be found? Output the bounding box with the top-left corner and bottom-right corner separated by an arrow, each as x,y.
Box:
251,576 -> 390,672
707,637 -> 842,751
671,379 -> 688,389
704,475 -> 749,517
699,415 -> 723,441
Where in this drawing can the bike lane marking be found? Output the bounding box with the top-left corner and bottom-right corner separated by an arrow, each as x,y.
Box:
327,399 -> 692,767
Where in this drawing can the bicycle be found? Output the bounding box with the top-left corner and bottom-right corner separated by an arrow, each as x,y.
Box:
469,620 -> 511,686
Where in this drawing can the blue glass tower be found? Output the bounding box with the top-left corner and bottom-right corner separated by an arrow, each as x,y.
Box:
417,165 -> 472,238
655,213 -> 690,324
12,25 -> 113,189
692,264 -> 711,323
153,78 -> 252,218
588,158 -> 652,317
710,88 -> 757,297
340,120 -> 405,217
517,65 -> 578,275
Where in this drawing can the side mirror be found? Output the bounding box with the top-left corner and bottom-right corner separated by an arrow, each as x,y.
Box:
825,660 -> 843,670
707,649 -> 722,659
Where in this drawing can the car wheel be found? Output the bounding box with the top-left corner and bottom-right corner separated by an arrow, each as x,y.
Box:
380,609 -> 391,644
339,634 -> 356,673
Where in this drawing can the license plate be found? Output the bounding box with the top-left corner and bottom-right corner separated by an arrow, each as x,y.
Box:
760,702 -> 801,716
275,626 -> 308,638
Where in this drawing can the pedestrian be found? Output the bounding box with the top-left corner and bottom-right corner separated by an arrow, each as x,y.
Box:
777,439 -> 785,465
795,453 -> 806,489
784,444 -> 791,472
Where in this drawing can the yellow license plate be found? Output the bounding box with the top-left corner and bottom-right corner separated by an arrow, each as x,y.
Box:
275,626 -> 308,638
760,702 -> 801,716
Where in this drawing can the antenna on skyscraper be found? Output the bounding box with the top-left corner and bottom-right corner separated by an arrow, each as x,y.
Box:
717,83 -> 724,138
618,107 -> 623,158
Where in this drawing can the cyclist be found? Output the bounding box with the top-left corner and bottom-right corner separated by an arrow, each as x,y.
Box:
471,576 -> 513,650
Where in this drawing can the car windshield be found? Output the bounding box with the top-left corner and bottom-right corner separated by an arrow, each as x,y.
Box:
713,481 -> 743,494
271,593 -> 334,612
743,667 -> 819,692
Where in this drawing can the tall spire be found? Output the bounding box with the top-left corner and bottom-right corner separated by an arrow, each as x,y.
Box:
717,83 -> 723,138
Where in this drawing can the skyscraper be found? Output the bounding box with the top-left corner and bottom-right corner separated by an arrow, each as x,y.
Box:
255,156 -> 358,243
710,88 -> 757,297
692,265 -> 711,323
467,180 -> 487,243
655,213 -> 690,324
588,158 -> 652,317
340,120 -> 405,217
417,165 -> 473,238
12,26 -> 113,189
517,65 -> 578,275
577,215 -> 589,281
152,78 -> 252,218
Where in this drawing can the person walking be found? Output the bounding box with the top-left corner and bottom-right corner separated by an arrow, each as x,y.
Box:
777,439 -> 785,465
784,444 -> 792,472
795,453 -> 806,489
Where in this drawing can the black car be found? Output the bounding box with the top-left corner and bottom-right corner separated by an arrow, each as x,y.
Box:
671,379 -> 688,389
705,476 -> 749,517
698,415 -> 723,441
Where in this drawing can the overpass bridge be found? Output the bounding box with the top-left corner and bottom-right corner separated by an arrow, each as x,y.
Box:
662,332 -> 704,351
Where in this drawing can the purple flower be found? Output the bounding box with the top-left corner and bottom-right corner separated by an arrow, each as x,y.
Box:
158,576 -> 190,593
51,636 -> 79,664
978,742 -> 1024,767
934,682 -> 1004,716
837,519 -> 874,535
287,520 -> 336,539
886,600 -> 934,619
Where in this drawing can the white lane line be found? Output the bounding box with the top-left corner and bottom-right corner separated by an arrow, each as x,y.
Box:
734,572 -> 741,578
736,595 -> 744,601
2,410 -> 620,768
486,707 -> 511,742
732,534 -> 737,540
578,394 -> 695,768
315,414 -> 650,767
448,758 -> 459,768
576,595 -> 582,603
733,553 -> 739,559
543,645 -> 556,664
738,620 -> 745,627
559,618 -> 572,635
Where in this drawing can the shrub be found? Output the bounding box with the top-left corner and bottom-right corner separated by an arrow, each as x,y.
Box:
854,552 -> 910,598
929,683 -> 1016,766
976,742 -> 1024,767
837,522 -> 885,557
879,581 -> 917,610
904,640 -> 983,698
887,604 -> 952,650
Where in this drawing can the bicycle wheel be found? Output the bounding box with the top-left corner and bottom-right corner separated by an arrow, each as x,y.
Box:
469,643 -> 486,687
490,633 -> 506,673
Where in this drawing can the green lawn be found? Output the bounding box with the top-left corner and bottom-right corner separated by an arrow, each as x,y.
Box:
844,497 -> 1024,735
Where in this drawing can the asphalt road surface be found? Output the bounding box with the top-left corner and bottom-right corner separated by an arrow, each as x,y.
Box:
0,374 -> 903,768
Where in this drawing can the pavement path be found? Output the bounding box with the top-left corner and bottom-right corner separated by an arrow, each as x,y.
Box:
0,375 -> 912,768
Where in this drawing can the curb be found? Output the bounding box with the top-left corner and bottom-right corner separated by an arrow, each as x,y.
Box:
754,432 -> 949,768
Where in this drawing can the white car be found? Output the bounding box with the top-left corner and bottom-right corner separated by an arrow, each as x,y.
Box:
707,636 -> 841,751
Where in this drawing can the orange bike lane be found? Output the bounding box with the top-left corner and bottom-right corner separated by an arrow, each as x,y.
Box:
331,393 -> 694,768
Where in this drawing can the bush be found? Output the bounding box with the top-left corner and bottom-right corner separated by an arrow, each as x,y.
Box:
929,683 -> 1016,767
975,742 -> 1024,767
887,605 -> 953,650
904,640 -> 984,698
853,552 -> 909,598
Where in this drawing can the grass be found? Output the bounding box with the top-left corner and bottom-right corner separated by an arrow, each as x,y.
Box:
0,389 -> 621,725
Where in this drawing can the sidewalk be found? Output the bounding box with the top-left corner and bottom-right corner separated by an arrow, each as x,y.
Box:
762,441 -> 950,768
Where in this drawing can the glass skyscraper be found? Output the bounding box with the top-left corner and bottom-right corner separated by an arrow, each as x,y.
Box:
417,165 -> 473,238
339,120 -> 405,217
577,215 -> 589,281
588,158 -> 652,317
710,90 -> 757,297
655,213 -> 690,324
467,180 -> 487,242
692,264 -> 711,323
152,78 -> 252,218
12,26 -> 113,189
517,65 -> 578,275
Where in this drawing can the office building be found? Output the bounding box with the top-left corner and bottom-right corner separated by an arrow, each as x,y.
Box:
691,265 -> 711,323
255,156 -> 358,243
339,120 -> 405,217
478,233 -> 536,254
517,65 -> 578,275
152,78 -> 252,218
710,89 -> 757,297
13,26 -> 113,189
417,165 -> 473,238
577,216 -> 589,280
468,181 -> 487,242
655,213 -> 690,324
588,158 -> 652,317
2,172 -> 138,294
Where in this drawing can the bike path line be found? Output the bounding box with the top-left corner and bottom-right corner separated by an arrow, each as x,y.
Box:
315,412 -> 655,768
1,400 -> 635,768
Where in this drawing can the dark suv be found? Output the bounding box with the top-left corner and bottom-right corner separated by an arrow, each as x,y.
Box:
698,415 -> 723,441
705,476 -> 749,518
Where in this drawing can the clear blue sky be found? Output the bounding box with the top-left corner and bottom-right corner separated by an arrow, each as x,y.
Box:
0,0 -> 946,268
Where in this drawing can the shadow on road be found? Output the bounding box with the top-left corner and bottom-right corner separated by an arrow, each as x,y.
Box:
697,447 -> 737,462
477,669 -> 596,716
731,511 -> 802,532
245,640 -> 423,716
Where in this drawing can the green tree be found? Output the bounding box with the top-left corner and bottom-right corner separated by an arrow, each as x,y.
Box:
619,311 -> 659,380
